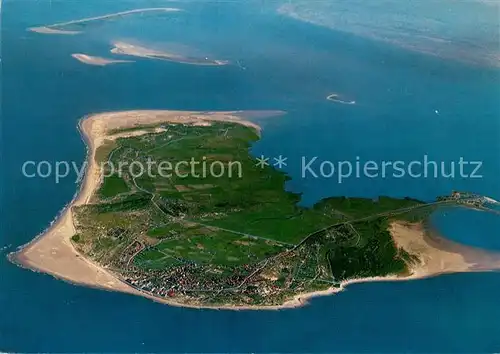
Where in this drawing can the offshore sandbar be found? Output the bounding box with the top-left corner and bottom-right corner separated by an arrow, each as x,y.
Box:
29,27 -> 82,35
9,109 -> 500,310
111,41 -> 230,66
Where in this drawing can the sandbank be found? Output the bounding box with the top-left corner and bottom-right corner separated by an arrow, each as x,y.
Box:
28,8 -> 181,36
72,53 -> 133,66
9,110 -> 279,309
10,110 -> 500,310
29,27 -> 82,35
111,41 -> 230,66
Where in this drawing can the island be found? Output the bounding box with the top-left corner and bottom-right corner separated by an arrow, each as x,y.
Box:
327,93 -> 356,105
72,54 -> 133,66
111,42 -> 230,66
10,110 -> 500,309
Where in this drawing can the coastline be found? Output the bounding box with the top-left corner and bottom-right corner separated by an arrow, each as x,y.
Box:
9,110 -> 500,310
281,222 -> 500,309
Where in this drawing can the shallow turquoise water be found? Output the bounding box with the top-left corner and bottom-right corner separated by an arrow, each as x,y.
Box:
2,0 -> 500,351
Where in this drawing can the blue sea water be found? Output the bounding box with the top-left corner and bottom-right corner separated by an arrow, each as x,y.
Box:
279,0 -> 500,68
1,0 -> 500,351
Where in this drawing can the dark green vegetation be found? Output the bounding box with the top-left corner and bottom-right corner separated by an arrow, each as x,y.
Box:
72,122 -> 450,306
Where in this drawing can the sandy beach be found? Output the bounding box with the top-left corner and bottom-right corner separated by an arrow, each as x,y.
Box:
281,222 -> 500,309
10,110 -> 500,310
71,54 -> 133,66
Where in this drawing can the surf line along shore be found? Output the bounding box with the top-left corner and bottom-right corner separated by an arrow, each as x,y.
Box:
9,110 -> 500,310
